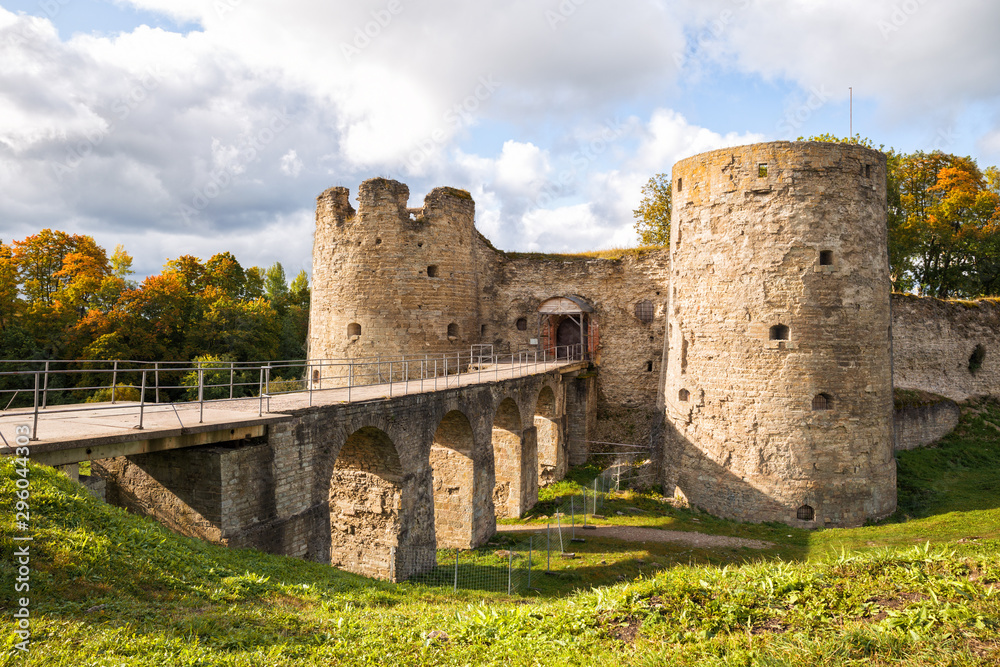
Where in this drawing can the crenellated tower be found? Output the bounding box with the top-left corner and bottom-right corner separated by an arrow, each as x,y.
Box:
308,178 -> 480,371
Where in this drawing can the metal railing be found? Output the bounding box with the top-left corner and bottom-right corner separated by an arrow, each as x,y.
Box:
0,344 -> 586,441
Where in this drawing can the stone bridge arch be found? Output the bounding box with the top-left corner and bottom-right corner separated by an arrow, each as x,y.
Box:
431,410 -> 478,549
491,396 -> 539,518
328,426 -> 410,579
535,384 -> 565,485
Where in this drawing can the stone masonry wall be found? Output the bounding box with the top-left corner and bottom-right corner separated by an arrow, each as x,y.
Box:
894,400 -> 962,451
664,141 -> 896,528
891,294 -> 1000,401
476,240 -> 671,409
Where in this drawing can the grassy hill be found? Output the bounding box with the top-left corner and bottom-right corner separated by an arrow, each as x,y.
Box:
2,400 -> 1000,665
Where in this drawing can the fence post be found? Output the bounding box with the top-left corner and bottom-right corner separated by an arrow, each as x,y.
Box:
41,360 -> 49,410
557,513 -> 564,553
389,361 -> 393,397
154,362 -> 160,403
571,496 -> 575,540
546,523 -> 551,572
229,361 -> 235,400
527,536 -> 532,589
594,478 -> 598,514
454,550 -> 459,592
348,360 -> 353,402
31,372 -> 40,441
111,360 -> 118,404
507,548 -> 513,595
138,370 -> 147,430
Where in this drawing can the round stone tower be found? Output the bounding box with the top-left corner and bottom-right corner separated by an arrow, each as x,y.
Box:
308,178 -> 480,369
663,141 -> 895,528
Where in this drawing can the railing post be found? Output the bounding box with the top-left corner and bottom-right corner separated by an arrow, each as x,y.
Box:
198,365 -> 204,424
41,360 -> 49,410
348,360 -> 353,402
138,370 -> 147,430
31,372 -> 40,441
258,367 -> 264,417
265,364 -> 271,413
229,361 -> 235,400
111,360 -> 118,404
308,363 -> 314,407
389,361 -> 393,397
154,362 -> 160,403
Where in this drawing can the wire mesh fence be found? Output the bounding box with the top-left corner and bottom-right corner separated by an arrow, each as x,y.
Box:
398,445 -> 655,594
398,534 -> 539,594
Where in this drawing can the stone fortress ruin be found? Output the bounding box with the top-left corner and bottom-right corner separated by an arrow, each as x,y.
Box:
309,140 -> 1000,531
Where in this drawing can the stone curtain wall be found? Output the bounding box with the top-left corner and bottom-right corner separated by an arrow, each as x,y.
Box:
894,399 -> 962,451
891,294 -> 1000,401
308,180 -> 480,372
663,141 -> 896,528
476,241 -> 671,409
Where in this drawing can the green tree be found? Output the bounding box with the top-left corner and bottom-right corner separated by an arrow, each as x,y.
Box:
289,269 -> 310,308
243,266 -> 265,300
204,252 -> 245,298
632,173 -> 672,246
264,262 -> 289,314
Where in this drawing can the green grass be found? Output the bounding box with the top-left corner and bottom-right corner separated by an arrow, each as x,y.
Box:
2,400 -> 1000,664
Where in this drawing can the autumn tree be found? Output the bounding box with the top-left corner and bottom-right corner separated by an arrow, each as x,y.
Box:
632,173 -> 672,246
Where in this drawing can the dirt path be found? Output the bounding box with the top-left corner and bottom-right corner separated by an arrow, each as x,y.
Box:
497,524 -> 773,550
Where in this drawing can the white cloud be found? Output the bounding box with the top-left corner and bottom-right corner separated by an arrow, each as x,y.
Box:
279,149 -> 303,178
2,0 -> 999,278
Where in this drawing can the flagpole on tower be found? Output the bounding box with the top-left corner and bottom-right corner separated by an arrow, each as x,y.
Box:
849,87 -> 853,141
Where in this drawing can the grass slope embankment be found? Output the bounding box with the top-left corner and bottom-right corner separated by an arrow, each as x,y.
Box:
2,399 -> 1000,665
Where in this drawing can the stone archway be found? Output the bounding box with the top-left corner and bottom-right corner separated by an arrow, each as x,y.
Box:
536,386 -> 564,485
492,398 -> 524,518
431,410 -> 476,549
329,426 -> 404,579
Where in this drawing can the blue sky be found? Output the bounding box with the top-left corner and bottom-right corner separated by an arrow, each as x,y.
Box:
1,0 -> 999,278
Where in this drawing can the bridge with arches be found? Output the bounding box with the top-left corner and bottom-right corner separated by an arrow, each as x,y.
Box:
2,353 -> 595,581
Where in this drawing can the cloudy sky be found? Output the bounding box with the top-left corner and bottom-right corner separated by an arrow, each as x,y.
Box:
1,0 -> 999,278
